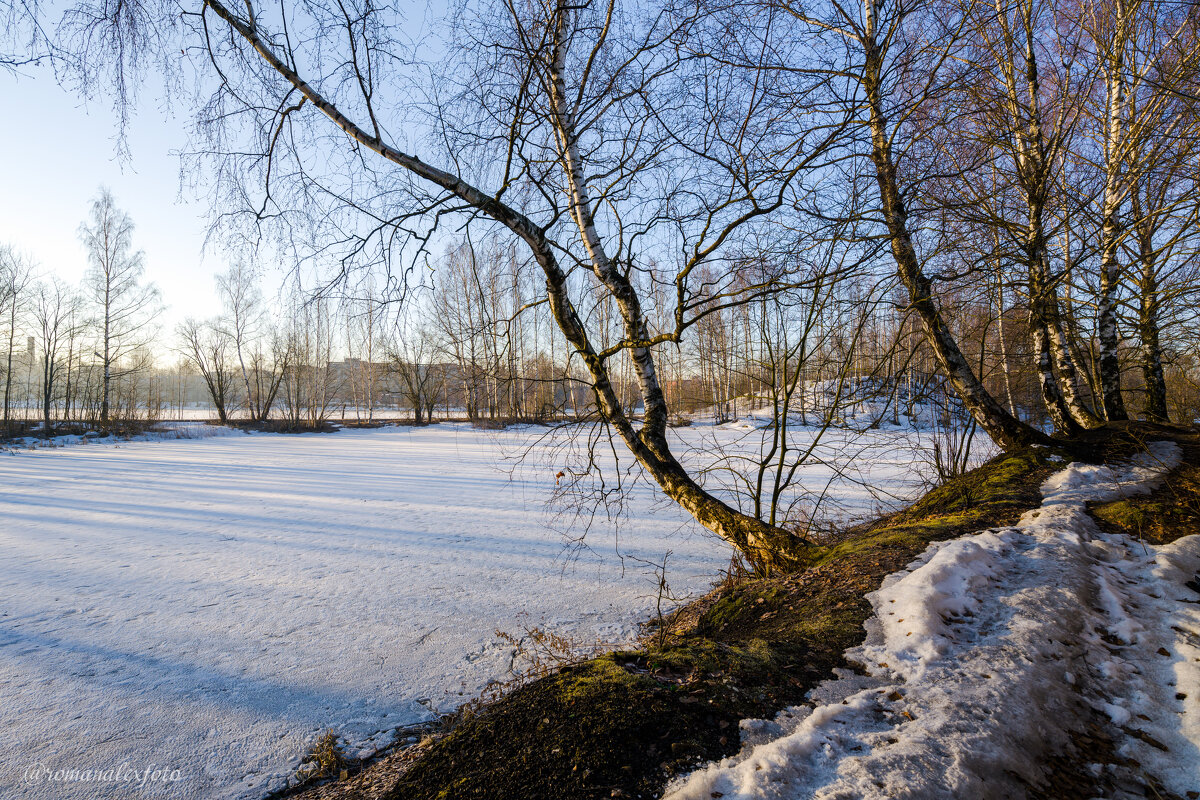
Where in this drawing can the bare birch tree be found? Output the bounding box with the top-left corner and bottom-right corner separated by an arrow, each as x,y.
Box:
1076,0 -> 1200,421
1,245 -> 34,434
389,320 -> 444,425
133,0 -> 848,570
215,261 -> 264,419
79,187 -> 160,424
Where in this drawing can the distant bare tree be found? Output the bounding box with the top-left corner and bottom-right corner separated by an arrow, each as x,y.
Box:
215,261 -> 262,418
279,289 -> 338,426
79,187 -> 160,423
1128,152 -> 1200,420
31,278 -> 80,435
1,245 -> 35,434
177,317 -> 236,422
389,316 -> 445,426
342,279 -> 386,422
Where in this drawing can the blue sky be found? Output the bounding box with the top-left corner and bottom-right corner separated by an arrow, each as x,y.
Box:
0,0 -> 449,337
0,63 -> 273,332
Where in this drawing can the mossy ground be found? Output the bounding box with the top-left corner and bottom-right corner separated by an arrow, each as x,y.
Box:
1088,426 -> 1200,544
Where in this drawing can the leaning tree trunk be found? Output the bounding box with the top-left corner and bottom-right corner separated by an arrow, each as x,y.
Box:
860,12 -> 1047,451
543,18 -> 810,573
1053,248 -> 1105,426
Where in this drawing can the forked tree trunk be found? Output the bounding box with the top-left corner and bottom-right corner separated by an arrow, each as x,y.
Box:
1027,260 -> 1089,435
1030,315 -> 1079,435
1045,306 -> 1101,427
541,13 -> 809,572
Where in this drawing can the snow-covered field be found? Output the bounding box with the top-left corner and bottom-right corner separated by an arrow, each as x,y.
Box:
1,425 -> 716,798
0,422 -> 937,799
667,442 -> 1200,799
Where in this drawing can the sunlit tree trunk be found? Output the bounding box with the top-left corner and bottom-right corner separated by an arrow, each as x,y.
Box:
860,0 -> 1047,450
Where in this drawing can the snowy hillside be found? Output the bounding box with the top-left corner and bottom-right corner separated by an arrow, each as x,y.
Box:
679,390 -> 998,528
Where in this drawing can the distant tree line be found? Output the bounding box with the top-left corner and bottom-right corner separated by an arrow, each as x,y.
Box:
1,188 -> 162,436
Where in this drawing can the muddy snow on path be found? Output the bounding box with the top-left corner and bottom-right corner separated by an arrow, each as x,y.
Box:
0,423 -> 932,799
667,441 -> 1200,800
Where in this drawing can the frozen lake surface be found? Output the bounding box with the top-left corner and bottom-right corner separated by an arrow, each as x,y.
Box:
0,423 -> 933,798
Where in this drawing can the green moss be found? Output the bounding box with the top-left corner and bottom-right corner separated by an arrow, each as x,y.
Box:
388,653 -> 765,800
1091,500 -> 1152,533
1090,455 -> 1200,544
788,603 -> 864,642
696,585 -> 786,633
645,637 -> 775,679
810,525 -> 928,568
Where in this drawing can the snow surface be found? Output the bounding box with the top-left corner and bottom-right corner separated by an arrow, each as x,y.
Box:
666,441 -> 1200,800
0,423 -> 935,799
0,425 -> 722,798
